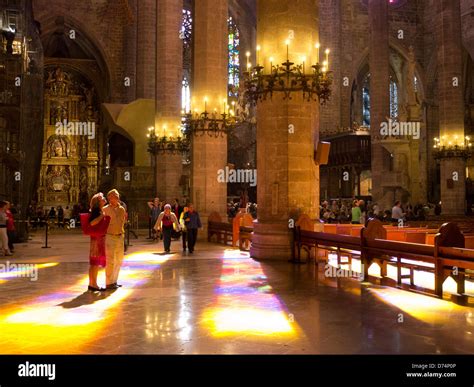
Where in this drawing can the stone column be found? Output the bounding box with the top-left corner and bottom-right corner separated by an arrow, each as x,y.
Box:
435,0 -> 467,215
136,0 -> 156,99
368,0 -> 390,209
154,0 -> 184,203
191,0 -> 229,228
123,0 -> 137,103
250,0 -> 320,261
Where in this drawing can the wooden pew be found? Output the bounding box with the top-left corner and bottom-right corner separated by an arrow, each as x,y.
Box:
207,212 -> 233,245
232,212 -> 254,250
295,218 -> 474,299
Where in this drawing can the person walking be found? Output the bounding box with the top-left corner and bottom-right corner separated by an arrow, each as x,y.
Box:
148,197 -> 162,241
57,206 -> 64,228
182,203 -> 202,254
0,201 -> 12,256
103,189 -> 127,290
64,206 -> 72,228
87,193 -> 110,292
179,205 -> 189,252
154,204 -> 180,253
5,202 -> 15,253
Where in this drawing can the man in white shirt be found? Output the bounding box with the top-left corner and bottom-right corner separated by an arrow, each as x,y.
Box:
391,201 -> 404,223
103,189 -> 127,290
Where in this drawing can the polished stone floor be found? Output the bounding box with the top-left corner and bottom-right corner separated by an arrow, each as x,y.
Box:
0,229 -> 473,354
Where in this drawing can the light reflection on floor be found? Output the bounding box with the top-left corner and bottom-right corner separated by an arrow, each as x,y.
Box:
201,250 -> 296,338
0,252 -> 170,354
369,287 -> 474,326
327,254 -> 474,296
0,263 -> 59,280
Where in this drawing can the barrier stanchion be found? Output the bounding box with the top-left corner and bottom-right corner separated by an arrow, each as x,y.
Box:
42,221 -> 51,249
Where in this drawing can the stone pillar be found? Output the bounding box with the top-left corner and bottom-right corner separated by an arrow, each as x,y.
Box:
191,0 -> 229,228
123,0 -> 137,103
154,0 -> 184,203
435,0 -> 466,215
250,0 -> 320,261
136,0 -> 156,99
368,0 -> 390,209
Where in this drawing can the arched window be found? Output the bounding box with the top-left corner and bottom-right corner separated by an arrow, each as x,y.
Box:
389,77 -> 398,119
361,73 -> 399,126
362,74 -> 371,127
181,9 -> 192,112
228,16 -> 240,98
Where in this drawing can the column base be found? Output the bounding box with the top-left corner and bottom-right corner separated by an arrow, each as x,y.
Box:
250,221 -> 292,261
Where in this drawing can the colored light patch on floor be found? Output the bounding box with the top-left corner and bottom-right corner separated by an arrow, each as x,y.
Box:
0,253 -> 169,354
369,287 -> 473,325
202,250 -> 296,337
0,263 -> 59,281
327,255 -> 474,296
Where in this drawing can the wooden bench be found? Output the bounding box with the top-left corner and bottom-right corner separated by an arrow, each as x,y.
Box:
232,212 -> 254,250
294,216 -> 474,299
207,212 -> 233,245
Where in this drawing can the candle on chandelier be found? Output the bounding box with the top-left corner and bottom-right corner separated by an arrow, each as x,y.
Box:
223,99 -> 227,115
315,43 -> 320,64
246,51 -> 250,68
256,45 -> 261,66
285,39 -> 290,62
325,48 -> 330,70
269,56 -> 274,73
302,56 -> 306,74
204,97 -> 208,112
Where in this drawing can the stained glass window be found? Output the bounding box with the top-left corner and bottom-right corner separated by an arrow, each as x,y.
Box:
362,74 -> 371,127
181,9 -> 192,113
228,16 -> 240,98
389,77 -> 398,118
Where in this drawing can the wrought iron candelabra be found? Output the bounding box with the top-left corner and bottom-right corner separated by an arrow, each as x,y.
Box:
147,128 -> 189,155
243,60 -> 332,106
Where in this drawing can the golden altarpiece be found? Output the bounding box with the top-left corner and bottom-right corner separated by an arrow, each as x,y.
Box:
38,66 -> 100,207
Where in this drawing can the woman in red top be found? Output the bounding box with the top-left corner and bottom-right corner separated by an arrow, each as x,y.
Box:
88,193 -> 110,292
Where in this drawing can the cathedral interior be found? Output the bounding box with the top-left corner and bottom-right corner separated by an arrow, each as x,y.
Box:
1,0 -> 474,377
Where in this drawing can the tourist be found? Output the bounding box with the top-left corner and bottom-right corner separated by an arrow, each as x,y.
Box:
172,199 -> 182,218
0,201 -> 12,256
372,202 -> 381,219
148,197 -> 162,241
351,200 -> 361,224
103,189 -> 127,290
5,202 -> 15,253
154,204 -> 180,253
64,206 -> 72,227
180,205 -> 189,252
358,200 -> 366,225
57,205 -> 64,227
87,193 -> 110,292
182,203 -> 202,254
48,206 -> 56,221
391,201 -> 404,223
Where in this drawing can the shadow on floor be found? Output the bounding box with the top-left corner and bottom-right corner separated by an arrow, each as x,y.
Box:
58,289 -> 117,309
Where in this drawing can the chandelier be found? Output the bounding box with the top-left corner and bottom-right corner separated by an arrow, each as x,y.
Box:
243,42 -> 333,105
181,102 -> 238,138
433,136 -> 472,159
147,127 -> 189,155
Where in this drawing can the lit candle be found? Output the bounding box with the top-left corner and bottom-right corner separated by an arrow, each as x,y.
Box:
246,51 -> 250,68
325,48 -> 330,70
315,43 -> 320,64
302,56 -> 306,74
247,62 -> 252,71
256,45 -> 261,66
223,98 -> 227,114
204,97 -> 208,112
269,56 -> 274,73
285,40 -> 290,62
